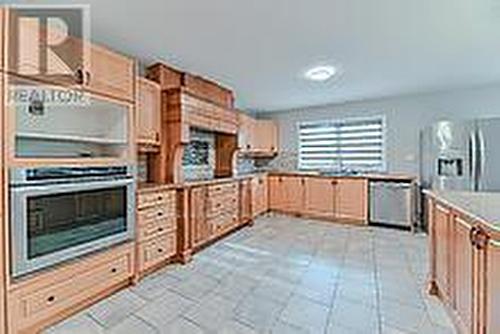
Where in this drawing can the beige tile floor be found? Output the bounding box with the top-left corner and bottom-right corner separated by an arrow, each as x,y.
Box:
44,214 -> 457,334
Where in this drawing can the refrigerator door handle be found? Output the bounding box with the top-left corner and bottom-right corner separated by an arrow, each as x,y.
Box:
470,131 -> 478,191
477,129 -> 485,191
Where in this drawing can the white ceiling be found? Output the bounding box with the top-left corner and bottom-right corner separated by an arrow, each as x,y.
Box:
9,0 -> 500,111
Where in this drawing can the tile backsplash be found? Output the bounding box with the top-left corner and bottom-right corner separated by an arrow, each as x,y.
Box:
183,129 -> 216,180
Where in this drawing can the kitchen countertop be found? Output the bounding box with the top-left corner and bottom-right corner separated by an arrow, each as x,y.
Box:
424,189 -> 500,231
267,170 -> 416,182
138,170 -> 415,193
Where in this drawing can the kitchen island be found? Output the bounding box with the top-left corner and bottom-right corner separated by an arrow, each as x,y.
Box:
425,190 -> 500,334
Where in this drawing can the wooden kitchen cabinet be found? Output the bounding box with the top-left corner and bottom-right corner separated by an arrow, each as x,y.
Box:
86,43 -> 135,102
451,214 -> 474,333
335,178 -> 368,223
189,186 -> 210,248
251,174 -> 268,218
428,194 -> 500,334
254,120 -> 278,153
5,10 -> 135,101
136,189 -> 178,276
137,77 -> 161,147
270,175 -> 304,214
284,176 -> 305,213
240,179 -> 252,224
238,112 -> 256,151
481,228 -> 500,334
304,177 -> 336,219
433,203 -> 452,303
238,112 -> 278,155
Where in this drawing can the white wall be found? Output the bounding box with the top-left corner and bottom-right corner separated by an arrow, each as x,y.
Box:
263,83 -> 500,175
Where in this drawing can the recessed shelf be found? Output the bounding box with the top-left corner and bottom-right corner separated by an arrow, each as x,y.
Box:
16,132 -> 127,145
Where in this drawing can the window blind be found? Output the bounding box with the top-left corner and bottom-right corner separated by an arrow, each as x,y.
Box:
298,117 -> 385,171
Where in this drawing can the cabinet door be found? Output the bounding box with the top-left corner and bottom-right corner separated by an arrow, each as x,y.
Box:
190,187 -> 210,247
484,233 -> 500,334
304,177 -> 336,218
282,176 -> 304,214
240,180 -> 252,223
137,77 -> 161,146
238,113 -> 255,151
252,175 -> 268,217
434,204 -> 452,302
452,215 -> 474,333
336,179 -> 368,222
269,176 -> 284,211
254,120 -> 278,153
0,8 -> 4,71
86,43 -> 135,102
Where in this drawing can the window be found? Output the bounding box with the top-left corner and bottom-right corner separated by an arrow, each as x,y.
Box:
298,116 -> 385,171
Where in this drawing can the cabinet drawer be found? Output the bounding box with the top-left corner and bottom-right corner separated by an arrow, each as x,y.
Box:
207,195 -> 238,214
138,203 -> 176,226
138,233 -> 177,272
211,212 -> 239,232
9,250 -> 133,330
137,217 -> 177,242
208,183 -> 238,197
137,190 -> 176,210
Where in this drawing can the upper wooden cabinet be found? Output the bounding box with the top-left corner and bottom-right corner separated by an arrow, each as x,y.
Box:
254,120 -> 278,153
238,112 -> 278,155
336,178 -> 368,222
5,9 -> 135,101
304,177 -> 336,219
137,77 -> 161,147
85,44 -> 135,102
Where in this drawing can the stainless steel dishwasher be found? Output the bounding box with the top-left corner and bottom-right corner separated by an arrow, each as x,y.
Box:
370,181 -> 414,229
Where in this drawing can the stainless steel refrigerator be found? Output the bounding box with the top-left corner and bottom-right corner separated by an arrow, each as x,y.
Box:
420,118 -> 500,192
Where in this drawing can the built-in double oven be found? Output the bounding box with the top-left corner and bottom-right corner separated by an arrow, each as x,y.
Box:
9,166 -> 136,277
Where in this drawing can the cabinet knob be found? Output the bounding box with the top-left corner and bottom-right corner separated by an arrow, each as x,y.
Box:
111,268 -> 117,273
47,295 -> 56,303
158,248 -> 164,253
75,68 -> 85,84
158,227 -> 164,232
157,196 -> 163,201
157,212 -> 163,217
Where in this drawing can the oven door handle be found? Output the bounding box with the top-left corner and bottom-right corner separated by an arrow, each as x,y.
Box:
11,178 -> 135,196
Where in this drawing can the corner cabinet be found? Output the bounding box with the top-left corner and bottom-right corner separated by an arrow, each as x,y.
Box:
137,77 -> 161,148
428,196 -> 500,334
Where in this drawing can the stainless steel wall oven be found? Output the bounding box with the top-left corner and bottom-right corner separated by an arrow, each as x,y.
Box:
9,166 -> 135,277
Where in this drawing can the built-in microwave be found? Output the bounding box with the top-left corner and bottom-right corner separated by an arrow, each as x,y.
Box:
9,166 -> 136,277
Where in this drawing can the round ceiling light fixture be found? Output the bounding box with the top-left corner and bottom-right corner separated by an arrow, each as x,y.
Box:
304,65 -> 337,82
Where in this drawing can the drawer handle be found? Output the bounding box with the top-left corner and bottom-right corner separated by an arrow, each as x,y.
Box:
158,227 -> 164,232
111,268 -> 117,273
157,196 -> 163,201
47,296 -> 56,303
158,248 -> 164,253
157,212 -> 164,217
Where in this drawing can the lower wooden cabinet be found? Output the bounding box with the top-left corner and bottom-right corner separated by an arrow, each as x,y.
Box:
304,177 -> 336,219
268,174 -> 368,224
136,188 -> 178,275
251,174 -> 268,218
240,179 -> 252,223
335,178 -> 368,222
7,244 -> 134,334
137,233 -> 177,272
428,196 -> 500,334
188,181 -> 244,250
